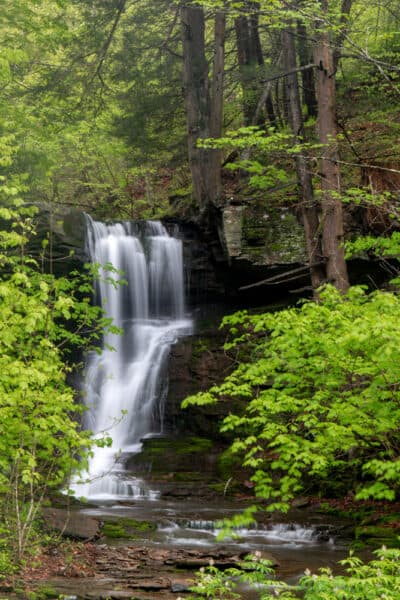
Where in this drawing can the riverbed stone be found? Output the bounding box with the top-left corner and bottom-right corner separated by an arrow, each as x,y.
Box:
28,541 -> 280,599
291,497 -> 311,509
43,507 -> 100,539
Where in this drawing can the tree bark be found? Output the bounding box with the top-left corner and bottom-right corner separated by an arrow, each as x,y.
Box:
181,5 -> 221,215
333,0 -> 353,69
313,0 -> 349,292
282,26 -> 325,293
235,3 -> 274,126
296,19 -> 317,117
209,11 -> 226,205
235,15 -> 256,125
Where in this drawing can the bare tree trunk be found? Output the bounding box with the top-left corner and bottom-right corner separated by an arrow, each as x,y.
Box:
313,0 -> 349,292
181,5 -> 224,216
282,26 -> 325,293
235,3 -> 274,126
210,12 -> 225,139
235,15 -> 256,125
182,6 -> 214,214
333,0 -> 353,69
209,11 -> 226,206
296,19 -> 317,117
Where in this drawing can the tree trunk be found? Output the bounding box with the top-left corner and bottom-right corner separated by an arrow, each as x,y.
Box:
181,5 -> 215,215
209,11 -> 226,206
313,0 -> 349,292
296,19 -> 317,117
235,15 -> 256,125
235,3 -> 271,126
333,0 -> 353,69
282,26 -> 325,293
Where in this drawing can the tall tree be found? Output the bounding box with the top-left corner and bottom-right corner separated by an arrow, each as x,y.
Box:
210,11 -> 226,204
313,0 -> 349,292
282,24 -> 325,292
234,2 -> 276,126
181,4 -> 224,216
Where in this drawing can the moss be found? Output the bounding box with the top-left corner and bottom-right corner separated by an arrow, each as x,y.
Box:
34,585 -> 57,598
191,337 -> 212,360
172,471 -> 210,482
121,518 -> 156,531
101,518 -> 156,539
355,525 -> 400,548
209,478 -> 243,496
101,522 -> 129,538
176,437 -> 213,454
218,448 -> 241,480
141,436 -> 213,458
369,513 -> 400,526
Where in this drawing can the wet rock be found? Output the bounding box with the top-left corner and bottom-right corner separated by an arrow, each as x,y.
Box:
127,578 -> 172,590
30,204 -> 88,276
355,525 -> 400,548
291,497 -> 310,509
171,582 -> 191,593
164,331 -> 234,439
43,508 -> 100,540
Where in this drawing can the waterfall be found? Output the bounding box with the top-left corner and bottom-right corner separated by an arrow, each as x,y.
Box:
70,216 -> 191,501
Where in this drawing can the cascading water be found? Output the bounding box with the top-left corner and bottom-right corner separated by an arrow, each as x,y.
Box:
70,216 -> 191,501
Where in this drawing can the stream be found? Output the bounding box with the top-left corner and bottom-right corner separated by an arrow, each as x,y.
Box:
80,496 -> 353,582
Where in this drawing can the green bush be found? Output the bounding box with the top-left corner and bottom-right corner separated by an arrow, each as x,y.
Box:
187,546 -> 400,599
0,193 -> 116,569
183,286 -> 400,510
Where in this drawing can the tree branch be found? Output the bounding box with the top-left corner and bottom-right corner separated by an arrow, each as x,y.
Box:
239,263 -> 325,290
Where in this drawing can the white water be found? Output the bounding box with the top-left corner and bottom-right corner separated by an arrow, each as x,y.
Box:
158,521 -> 323,549
70,217 -> 191,501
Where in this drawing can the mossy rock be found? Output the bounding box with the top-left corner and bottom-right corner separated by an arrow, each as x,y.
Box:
172,471 -> 211,482
209,480 -> 243,496
239,206 -> 307,265
128,436 -> 215,475
30,585 -> 57,599
146,436 -> 212,456
218,448 -> 243,480
364,513 -> 400,527
101,518 -> 156,539
355,525 -> 400,548
190,337 -> 213,360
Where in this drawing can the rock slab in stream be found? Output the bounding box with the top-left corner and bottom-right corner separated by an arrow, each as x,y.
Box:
43,507 -> 100,539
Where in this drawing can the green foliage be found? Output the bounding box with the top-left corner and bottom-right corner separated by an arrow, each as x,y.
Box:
346,232 -> 400,259
187,546 -> 400,599
0,185 -> 113,567
187,552 -> 277,600
184,286 -> 400,510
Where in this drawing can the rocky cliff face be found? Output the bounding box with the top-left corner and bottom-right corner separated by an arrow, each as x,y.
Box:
222,203 -> 306,266
30,204 -> 88,274
164,326 -> 234,438
31,201 -> 390,305
31,204 -> 314,304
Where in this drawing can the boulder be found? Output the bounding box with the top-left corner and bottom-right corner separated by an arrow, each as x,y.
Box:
43,507 -> 100,540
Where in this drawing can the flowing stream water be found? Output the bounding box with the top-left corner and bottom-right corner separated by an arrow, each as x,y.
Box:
70,216 -> 191,501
